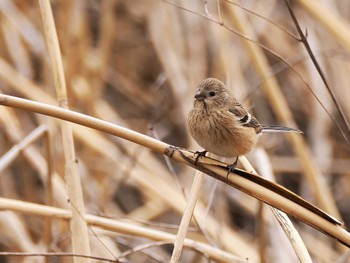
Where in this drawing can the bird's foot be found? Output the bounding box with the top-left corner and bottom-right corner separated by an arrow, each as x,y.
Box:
226,157 -> 239,179
194,150 -> 207,165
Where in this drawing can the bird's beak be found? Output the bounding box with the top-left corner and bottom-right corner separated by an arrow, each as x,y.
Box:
194,91 -> 205,101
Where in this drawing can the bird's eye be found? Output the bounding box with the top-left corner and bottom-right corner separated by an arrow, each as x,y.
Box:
209,91 -> 216,97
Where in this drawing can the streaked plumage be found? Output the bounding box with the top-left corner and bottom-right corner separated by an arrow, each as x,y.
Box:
187,78 -> 301,159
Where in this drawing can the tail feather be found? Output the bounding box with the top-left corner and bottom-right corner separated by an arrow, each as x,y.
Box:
261,125 -> 303,133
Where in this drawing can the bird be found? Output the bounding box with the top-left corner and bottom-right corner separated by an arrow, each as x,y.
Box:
187,78 -> 302,171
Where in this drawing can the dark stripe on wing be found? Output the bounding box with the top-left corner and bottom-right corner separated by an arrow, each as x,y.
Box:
239,114 -> 249,124
242,115 -> 260,129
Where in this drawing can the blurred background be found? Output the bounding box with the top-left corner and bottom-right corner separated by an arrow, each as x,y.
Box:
0,0 -> 349,262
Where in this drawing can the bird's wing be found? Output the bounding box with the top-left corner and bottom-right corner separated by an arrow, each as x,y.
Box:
228,101 -> 260,129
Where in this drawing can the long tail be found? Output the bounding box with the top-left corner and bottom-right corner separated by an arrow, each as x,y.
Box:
261,125 -> 303,133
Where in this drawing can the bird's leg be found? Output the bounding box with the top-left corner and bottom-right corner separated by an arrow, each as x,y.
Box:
194,150 -> 207,165
226,156 -> 239,179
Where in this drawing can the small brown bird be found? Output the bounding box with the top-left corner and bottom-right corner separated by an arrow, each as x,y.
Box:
187,78 -> 302,169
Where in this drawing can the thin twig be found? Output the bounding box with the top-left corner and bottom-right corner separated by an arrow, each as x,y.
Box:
161,0 -> 345,143
161,0 -> 296,68
68,200 -> 118,261
223,0 -> 300,40
284,0 -> 350,146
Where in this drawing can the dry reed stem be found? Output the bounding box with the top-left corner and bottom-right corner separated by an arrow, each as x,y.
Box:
0,125 -> 47,172
0,197 -> 245,263
226,4 -> 342,220
70,117 -> 254,258
0,94 -> 348,249
286,1 -> 350,149
0,0 -> 45,55
0,2 -> 348,262
170,170 -> 204,262
253,149 -> 303,262
43,127 -> 53,253
127,197 -> 168,220
128,160 -> 258,258
0,252 -> 116,262
1,17 -> 33,78
0,54 -> 154,213
0,8 -> 241,254
0,211 -> 43,254
123,154 -> 258,258
0,124 -> 53,252
0,105 -> 69,208
148,3 -> 191,113
0,108 -> 67,211
240,156 -> 312,263
88,0 -> 117,101
0,57 -> 55,104
38,0 -> 91,261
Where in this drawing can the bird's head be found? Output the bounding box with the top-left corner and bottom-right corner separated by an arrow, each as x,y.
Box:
193,78 -> 230,109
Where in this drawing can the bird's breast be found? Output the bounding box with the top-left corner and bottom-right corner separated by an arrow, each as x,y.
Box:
187,108 -> 257,157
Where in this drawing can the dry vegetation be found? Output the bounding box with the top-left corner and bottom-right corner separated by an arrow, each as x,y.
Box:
0,0 -> 349,262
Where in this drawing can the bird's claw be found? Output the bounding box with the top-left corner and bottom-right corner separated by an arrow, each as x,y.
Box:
226,157 -> 239,179
194,150 -> 207,165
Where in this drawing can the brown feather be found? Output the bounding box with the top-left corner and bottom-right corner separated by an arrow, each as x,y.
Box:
187,78 -> 300,158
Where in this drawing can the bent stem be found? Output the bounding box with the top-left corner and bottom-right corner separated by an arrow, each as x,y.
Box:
0,94 -> 349,248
